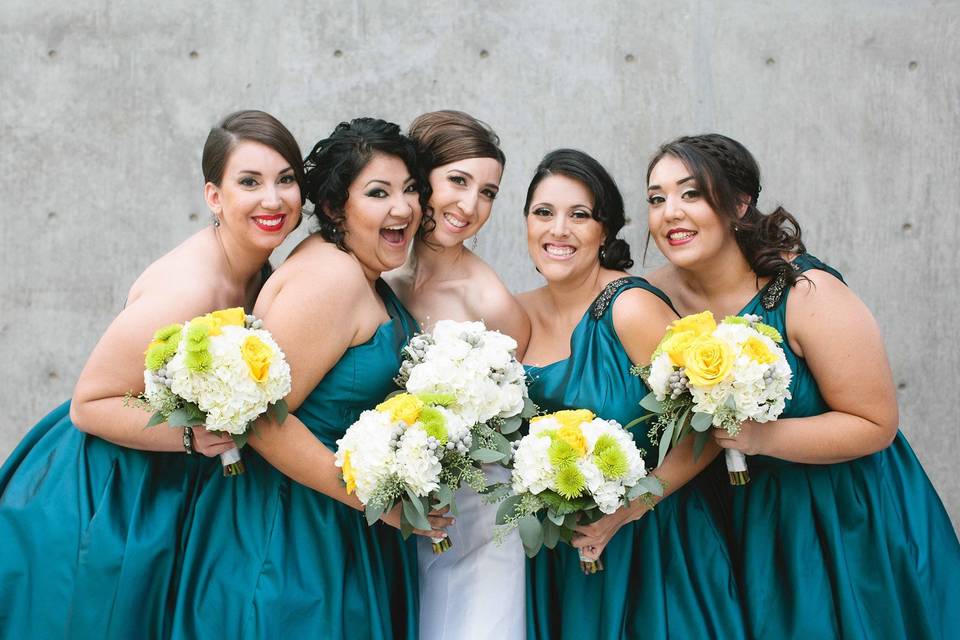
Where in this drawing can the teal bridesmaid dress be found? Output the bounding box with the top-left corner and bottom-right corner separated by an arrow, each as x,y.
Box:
728,253 -> 960,638
0,404 -> 210,638
524,277 -> 747,640
168,278 -> 420,639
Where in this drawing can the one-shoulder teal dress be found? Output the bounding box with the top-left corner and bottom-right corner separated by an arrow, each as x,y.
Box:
168,279 -> 420,639
0,403 -> 210,638
728,254 -> 960,638
524,277 -> 747,640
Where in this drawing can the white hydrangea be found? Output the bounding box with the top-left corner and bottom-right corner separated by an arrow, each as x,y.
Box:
143,369 -> 178,415
334,409 -> 400,504
511,431 -> 553,495
165,324 -> 291,434
403,320 -> 528,426
395,427 -> 443,497
647,353 -> 676,401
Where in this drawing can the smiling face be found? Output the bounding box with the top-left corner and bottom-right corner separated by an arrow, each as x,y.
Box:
526,174 -> 605,283
427,156 -> 502,247
646,154 -> 738,270
205,140 -> 301,252
341,152 -> 422,277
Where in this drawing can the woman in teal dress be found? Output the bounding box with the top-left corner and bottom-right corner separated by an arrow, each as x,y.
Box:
170,118 -> 450,639
644,133 -> 960,638
0,110 -> 306,638
518,149 -> 747,639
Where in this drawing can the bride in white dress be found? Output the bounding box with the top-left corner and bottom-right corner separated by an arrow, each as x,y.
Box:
386,110 -> 529,640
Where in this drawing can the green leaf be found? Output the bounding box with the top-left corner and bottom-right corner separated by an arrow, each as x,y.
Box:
673,407 -> 690,446
399,507 -> 414,539
520,397 -> 538,419
691,412 -> 713,432
546,509 -> 565,526
500,414 -> 522,435
657,419 -> 675,466
639,392 -> 665,414
724,395 -> 738,411
183,402 -> 205,422
624,414 -> 652,430
402,497 -> 431,531
563,513 -> 579,529
434,484 -> 455,510
470,448 -> 506,463
495,494 -> 523,525
631,475 -> 665,498
692,431 -> 710,461
231,431 -> 249,450
145,411 -> 166,428
518,515 -> 544,557
365,501 -> 387,526
542,518 -> 561,549
267,399 -> 289,425
166,407 -> 191,427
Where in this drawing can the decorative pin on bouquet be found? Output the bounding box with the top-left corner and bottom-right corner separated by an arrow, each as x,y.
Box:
133,308 -> 291,475
494,409 -> 663,574
630,311 -> 792,485
335,320 -> 536,554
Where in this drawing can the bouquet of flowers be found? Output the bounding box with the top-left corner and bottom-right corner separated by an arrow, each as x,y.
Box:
335,392 -> 500,553
136,307 -> 291,476
632,311 -> 792,484
495,409 -> 663,574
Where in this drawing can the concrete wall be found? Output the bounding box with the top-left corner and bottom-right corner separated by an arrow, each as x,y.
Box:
2,1 -> 958,530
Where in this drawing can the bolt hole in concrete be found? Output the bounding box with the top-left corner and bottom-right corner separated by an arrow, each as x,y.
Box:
909,61 -> 918,70
625,53 -> 635,62
48,49 -> 57,58
898,382 -> 907,390
189,212 -> 199,222
48,211 -> 56,220
902,222 -> 913,231
48,371 -> 59,380
189,50 -> 198,59
766,57 -> 776,65
333,49 -> 343,57
479,49 -> 489,58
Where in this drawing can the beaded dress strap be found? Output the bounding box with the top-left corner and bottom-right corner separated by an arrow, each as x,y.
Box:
589,277 -> 677,319
760,254 -> 846,310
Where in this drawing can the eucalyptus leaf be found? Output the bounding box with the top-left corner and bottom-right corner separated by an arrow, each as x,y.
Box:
399,507 -> 414,539
184,402 -> 205,422
624,414 -> 652,430
542,518 -> 561,549
724,395 -> 738,410
521,397 -> 538,419
166,408 -> 190,427
231,431 -> 249,450
495,495 -> 523,525
673,407 -> 690,445
635,475 -> 665,497
692,431 -> 710,461
365,502 -> 386,526
500,414 -> 522,435
267,399 -> 289,425
146,411 -> 166,428
563,513 -> 579,529
402,498 -> 431,531
658,419 -> 675,466
470,448 -> 506,463
405,488 -> 427,517
435,485 -> 454,510
547,509 -> 565,526
691,412 -> 713,432
639,392 -> 665,414
489,431 -> 513,457
518,515 -> 544,557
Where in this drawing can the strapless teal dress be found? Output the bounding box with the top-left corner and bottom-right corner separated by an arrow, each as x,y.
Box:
168,279 -> 420,639
727,254 -> 960,638
0,404 -> 211,638
524,277 -> 747,640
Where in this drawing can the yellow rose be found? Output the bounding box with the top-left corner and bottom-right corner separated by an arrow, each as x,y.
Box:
669,311 -> 717,338
556,424 -> 588,456
342,450 -> 357,495
742,336 -> 775,365
376,393 -> 424,425
683,335 -> 734,387
533,409 -> 594,431
212,307 -> 246,327
241,335 -> 273,381
660,330 -> 698,367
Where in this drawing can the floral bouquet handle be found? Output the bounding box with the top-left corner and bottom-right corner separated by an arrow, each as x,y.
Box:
725,449 -> 749,485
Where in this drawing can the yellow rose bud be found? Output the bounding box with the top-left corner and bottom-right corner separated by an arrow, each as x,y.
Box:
683,335 -> 734,387
190,315 -> 222,337
742,336 -> 775,365
241,335 -> 273,382
211,307 -> 246,327
556,424 -> 588,457
669,311 -> 717,338
342,450 -> 357,495
376,393 -> 424,425
660,330 -> 698,367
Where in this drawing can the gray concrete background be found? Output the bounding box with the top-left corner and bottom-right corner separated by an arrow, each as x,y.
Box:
2,1 -> 958,530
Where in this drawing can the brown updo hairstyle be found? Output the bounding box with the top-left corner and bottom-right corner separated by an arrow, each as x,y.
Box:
646,134 -> 805,285
523,148 -> 634,270
201,110 -> 306,201
407,110 -> 505,242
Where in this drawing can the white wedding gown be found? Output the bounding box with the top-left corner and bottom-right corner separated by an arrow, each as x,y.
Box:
418,465 -> 526,640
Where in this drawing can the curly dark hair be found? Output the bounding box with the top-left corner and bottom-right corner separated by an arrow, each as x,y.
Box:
646,134 -> 805,286
302,118 -> 431,251
523,148 -> 634,270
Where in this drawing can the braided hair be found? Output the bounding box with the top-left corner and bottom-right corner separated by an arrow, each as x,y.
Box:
646,134 -> 805,286
524,149 -> 634,270
302,118 -> 431,251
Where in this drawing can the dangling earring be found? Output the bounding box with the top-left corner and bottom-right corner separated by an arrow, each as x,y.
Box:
599,246 -> 607,263
470,233 -> 479,250
212,215 -> 221,228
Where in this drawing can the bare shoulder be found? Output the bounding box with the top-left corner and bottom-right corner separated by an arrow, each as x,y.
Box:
612,286 -> 675,335
258,236 -> 368,313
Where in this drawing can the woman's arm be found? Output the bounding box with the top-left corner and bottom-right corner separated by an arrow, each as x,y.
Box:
70,285 -> 224,452
713,269 -> 899,463
473,275 -> 532,359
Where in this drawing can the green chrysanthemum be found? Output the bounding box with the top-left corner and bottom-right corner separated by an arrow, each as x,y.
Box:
183,323 -> 211,371
144,324 -> 182,371
419,405 -> 449,445
594,436 -> 628,479
723,315 -> 750,326
415,392 -> 457,407
185,349 -> 213,373
555,464 -> 586,500
755,322 -> 784,344
548,436 -> 579,468
153,323 -> 183,342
